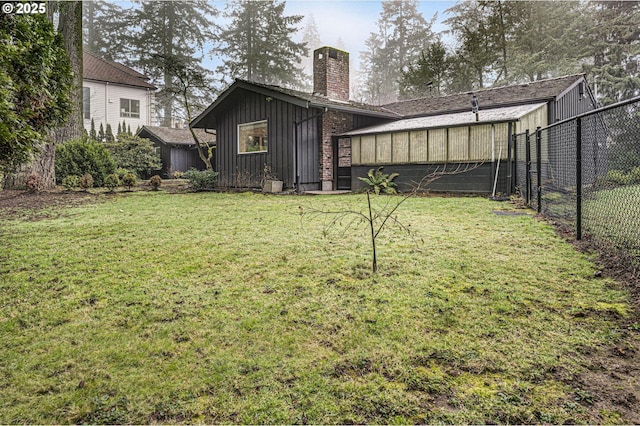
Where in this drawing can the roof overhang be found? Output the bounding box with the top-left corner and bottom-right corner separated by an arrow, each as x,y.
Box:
342,103 -> 547,136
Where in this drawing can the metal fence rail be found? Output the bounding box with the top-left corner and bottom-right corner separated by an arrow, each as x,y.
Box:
514,96 -> 640,267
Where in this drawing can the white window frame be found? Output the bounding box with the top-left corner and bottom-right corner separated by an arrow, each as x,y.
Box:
120,98 -> 140,118
237,120 -> 268,154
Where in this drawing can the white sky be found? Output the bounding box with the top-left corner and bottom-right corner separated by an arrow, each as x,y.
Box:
206,0 -> 455,74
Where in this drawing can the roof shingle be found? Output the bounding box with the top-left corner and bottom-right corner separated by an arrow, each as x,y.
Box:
137,126 -> 216,146
83,52 -> 157,90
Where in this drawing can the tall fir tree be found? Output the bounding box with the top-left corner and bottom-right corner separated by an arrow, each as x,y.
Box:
360,0 -> 435,104
299,14 -> 323,91
129,1 -> 218,127
583,1 -> 640,105
399,40 -> 449,99
82,0 -> 131,62
213,0 -> 307,89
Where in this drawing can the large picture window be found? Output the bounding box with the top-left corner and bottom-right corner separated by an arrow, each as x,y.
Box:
120,98 -> 140,118
238,120 -> 268,153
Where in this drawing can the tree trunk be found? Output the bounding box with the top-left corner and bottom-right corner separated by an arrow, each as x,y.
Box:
4,1 -> 82,190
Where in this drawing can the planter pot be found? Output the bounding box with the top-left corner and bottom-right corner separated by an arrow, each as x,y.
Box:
263,180 -> 283,193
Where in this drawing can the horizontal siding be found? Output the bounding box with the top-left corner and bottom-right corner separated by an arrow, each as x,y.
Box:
82,80 -> 155,136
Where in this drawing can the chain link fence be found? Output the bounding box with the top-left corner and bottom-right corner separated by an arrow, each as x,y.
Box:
514,96 -> 640,268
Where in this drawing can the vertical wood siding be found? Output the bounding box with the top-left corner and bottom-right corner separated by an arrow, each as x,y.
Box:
409,130 -> 429,163
351,136 -> 361,165
375,133 -> 392,163
427,129 -> 447,162
392,132 -> 409,163
448,127 -> 468,161
215,89 -> 320,188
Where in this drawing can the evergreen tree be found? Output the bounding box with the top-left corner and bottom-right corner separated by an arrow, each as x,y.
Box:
443,1 -> 495,90
399,40 -> 449,99
105,124 -> 115,142
130,1 -> 218,127
0,8 -> 72,183
214,0 -> 307,89
90,118 -> 97,140
360,0 -> 435,104
117,123 -> 122,138
583,1 -> 640,105
98,123 -> 105,142
299,14 -> 323,91
82,0 -> 131,62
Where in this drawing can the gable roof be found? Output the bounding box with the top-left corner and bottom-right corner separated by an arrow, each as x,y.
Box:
137,126 -> 216,146
383,74 -> 586,117
190,78 -> 400,129
343,103 -> 547,136
83,52 -> 157,90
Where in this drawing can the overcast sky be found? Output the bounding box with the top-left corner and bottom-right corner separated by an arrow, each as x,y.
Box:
206,0 -> 455,74
284,0 -> 454,62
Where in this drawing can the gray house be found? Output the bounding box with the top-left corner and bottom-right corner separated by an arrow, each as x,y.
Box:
191,46 -> 597,193
137,126 -> 216,177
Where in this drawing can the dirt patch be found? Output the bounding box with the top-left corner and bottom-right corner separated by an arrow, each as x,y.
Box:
0,189 -> 101,220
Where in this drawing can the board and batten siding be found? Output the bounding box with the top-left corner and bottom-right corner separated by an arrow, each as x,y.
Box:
82,80 -> 155,135
214,89 -> 320,189
351,122 -> 512,166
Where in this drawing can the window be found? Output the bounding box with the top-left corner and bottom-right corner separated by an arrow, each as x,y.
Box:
120,98 -> 140,118
238,120 -> 268,153
83,87 -> 90,119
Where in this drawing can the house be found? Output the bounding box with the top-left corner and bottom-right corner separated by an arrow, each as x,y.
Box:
83,52 -> 157,138
191,46 -> 597,193
137,126 -> 216,177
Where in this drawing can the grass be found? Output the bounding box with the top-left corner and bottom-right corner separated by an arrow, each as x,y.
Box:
0,191 -> 632,424
583,184 -> 640,261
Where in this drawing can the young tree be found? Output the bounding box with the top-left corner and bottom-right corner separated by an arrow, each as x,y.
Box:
162,55 -> 215,169
214,0 -> 307,89
360,0 -> 436,104
0,12 -> 72,182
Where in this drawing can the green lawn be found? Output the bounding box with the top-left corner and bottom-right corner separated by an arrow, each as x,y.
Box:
0,191 -> 632,424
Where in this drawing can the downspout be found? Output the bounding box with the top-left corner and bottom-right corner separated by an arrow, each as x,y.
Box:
293,107 -> 328,193
105,82 -> 109,137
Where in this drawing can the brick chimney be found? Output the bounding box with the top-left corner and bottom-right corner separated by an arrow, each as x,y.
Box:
313,46 -> 349,102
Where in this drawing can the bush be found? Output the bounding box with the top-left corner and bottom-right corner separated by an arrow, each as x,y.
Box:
358,167 -> 399,195
104,134 -> 161,179
122,173 -> 137,190
105,173 -> 120,192
55,138 -> 116,187
61,174 -> 80,190
183,168 -> 218,191
171,170 -> 183,179
116,168 -> 131,180
149,175 -> 162,191
80,173 -> 94,190
25,173 -> 44,193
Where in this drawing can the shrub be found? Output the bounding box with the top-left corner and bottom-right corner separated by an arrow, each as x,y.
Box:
80,173 -> 94,190
61,174 -> 80,190
104,134 -> 162,179
149,174 -> 162,191
358,167 -> 399,195
116,168 -> 131,180
25,173 -> 44,193
183,168 -> 218,191
55,138 -> 116,187
171,170 -> 183,179
105,173 -> 120,192
122,173 -> 137,190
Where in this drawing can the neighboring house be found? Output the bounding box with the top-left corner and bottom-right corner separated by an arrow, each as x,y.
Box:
191,46 -> 597,193
137,126 -> 216,177
83,52 -> 157,138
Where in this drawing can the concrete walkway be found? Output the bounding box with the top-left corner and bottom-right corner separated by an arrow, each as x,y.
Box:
303,190 -> 352,195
